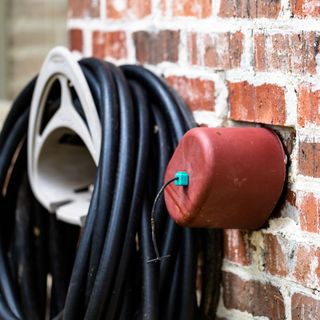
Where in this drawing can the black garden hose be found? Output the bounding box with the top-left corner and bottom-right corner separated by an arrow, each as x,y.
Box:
0,57 -> 222,319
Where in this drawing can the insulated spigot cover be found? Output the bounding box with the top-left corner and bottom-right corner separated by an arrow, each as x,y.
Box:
164,127 -> 286,229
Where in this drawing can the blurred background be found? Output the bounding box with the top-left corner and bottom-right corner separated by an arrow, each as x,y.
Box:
0,0 -> 67,124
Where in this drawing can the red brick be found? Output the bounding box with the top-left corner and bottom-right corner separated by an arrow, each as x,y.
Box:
187,33 -> 198,65
69,29 -> 83,52
287,190 -> 297,207
272,188 -> 297,219
223,229 -> 251,266
223,272 -> 285,319
292,293 -> 320,319
229,82 -> 286,125
291,0 -> 320,17
298,142 -> 320,178
166,76 -> 215,111
254,34 -> 266,72
107,0 -> 151,19
264,234 -> 289,277
293,245 -> 320,287
219,0 -> 281,18
270,34 -> 289,70
298,84 -> 320,127
133,30 -> 180,64
92,31 -> 127,60
299,193 -> 320,233
203,32 -> 243,70
172,0 -> 212,18
68,0 -> 100,18
254,32 -> 320,75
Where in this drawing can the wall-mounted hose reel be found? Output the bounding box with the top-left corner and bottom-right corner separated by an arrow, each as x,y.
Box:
27,48 -> 287,231
0,47 -> 222,320
0,46 -> 286,320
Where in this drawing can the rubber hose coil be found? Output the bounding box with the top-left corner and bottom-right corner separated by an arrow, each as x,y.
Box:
0,57 -> 222,319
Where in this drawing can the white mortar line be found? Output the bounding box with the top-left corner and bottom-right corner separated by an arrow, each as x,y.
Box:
139,64 -> 320,86
298,128 -> 320,141
212,0 -> 221,17
193,111 -> 226,127
285,82 -> 298,127
125,29 -> 136,63
83,22 -> 93,56
100,0 -> 106,20
280,0 -> 292,19
294,176 -> 320,193
168,0 -> 174,17
263,217 -> 320,248
140,64 -> 320,87
68,17 -> 320,32
151,0 -> 161,19
240,28 -> 254,72
178,30 -> 188,65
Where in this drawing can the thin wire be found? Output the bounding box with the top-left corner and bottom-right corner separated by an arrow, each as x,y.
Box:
147,177 -> 178,264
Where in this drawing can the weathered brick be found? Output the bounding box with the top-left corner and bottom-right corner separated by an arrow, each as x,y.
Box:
224,229 -> 251,266
92,31 -> 127,60
219,0 -> 281,18
254,33 -> 266,72
272,188 -> 297,219
254,32 -> 320,75
293,245 -> 320,288
287,190 -> 297,208
292,293 -> 320,319
133,30 -> 180,64
69,29 -> 83,52
223,272 -> 285,319
298,84 -> 320,127
229,81 -> 286,125
298,192 -> 320,233
279,130 -> 296,157
187,33 -> 198,65
166,76 -> 215,111
291,0 -> 320,17
107,0 -> 151,19
264,234 -> 289,277
172,0 -> 212,18
69,0 -> 100,18
298,142 -> 320,178
203,32 -> 243,70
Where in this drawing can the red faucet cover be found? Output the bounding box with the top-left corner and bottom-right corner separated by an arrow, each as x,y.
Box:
164,127 -> 286,229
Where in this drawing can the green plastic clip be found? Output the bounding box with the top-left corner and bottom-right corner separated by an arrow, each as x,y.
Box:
174,171 -> 189,186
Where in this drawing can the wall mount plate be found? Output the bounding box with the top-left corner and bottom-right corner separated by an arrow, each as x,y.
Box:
28,47 -> 101,226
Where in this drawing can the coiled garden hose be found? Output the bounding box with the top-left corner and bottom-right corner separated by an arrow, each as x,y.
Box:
0,56 -> 222,319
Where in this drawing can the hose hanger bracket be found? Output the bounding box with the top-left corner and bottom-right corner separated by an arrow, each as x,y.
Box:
28,47 -> 101,226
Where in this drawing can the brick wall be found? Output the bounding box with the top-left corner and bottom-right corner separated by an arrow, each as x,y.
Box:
68,0 -> 320,319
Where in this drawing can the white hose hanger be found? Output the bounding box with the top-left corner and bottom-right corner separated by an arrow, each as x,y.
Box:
28,47 -> 101,225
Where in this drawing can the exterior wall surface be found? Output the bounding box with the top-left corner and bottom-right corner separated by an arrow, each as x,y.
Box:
68,0 -> 320,319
